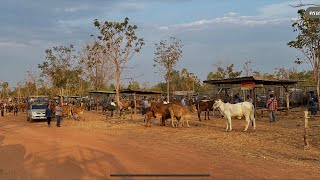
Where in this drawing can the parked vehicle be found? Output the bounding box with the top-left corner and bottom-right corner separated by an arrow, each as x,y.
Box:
27,103 -> 48,122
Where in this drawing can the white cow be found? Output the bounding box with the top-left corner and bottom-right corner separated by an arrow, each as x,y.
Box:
213,99 -> 256,132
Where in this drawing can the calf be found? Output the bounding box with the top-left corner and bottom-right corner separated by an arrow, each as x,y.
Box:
71,106 -> 85,121
168,104 -> 198,127
213,99 -> 256,132
196,100 -> 214,121
144,108 -> 154,127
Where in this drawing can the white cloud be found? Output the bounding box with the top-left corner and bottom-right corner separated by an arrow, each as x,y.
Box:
116,2 -> 145,12
157,12 -> 295,32
258,0 -> 320,18
64,6 -> 89,13
0,41 -> 27,48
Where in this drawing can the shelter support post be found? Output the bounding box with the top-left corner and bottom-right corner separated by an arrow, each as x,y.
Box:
134,93 -> 137,115
304,110 -> 310,148
253,87 -> 257,118
282,85 -> 290,111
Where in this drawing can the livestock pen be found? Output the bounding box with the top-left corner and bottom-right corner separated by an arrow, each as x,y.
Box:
203,76 -> 302,116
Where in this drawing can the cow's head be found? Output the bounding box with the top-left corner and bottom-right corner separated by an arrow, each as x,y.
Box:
190,104 -> 198,113
213,99 -> 223,109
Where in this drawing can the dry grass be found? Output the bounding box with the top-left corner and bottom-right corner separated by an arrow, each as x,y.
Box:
61,109 -> 320,170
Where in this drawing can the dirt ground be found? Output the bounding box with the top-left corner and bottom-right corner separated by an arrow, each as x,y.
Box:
0,109 -> 320,180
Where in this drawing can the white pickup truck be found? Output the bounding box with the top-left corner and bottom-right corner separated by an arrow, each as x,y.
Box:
27,103 -> 48,122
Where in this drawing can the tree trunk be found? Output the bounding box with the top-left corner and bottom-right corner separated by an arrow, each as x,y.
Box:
317,77 -> 320,111
115,71 -> 121,115
167,80 -> 170,102
60,88 -> 64,106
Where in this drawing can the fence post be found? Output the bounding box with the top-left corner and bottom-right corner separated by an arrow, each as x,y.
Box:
304,110 -> 310,148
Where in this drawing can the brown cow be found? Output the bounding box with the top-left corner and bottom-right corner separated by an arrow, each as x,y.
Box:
168,104 -> 197,127
150,102 -> 180,126
197,100 -> 214,121
144,108 -> 154,127
62,105 -> 72,118
71,106 -> 85,121
17,103 -> 28,113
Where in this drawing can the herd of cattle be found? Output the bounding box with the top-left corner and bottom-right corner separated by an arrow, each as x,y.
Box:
94,98 -> 256,131
139,99 -> 256,132
4,99 -> 256,131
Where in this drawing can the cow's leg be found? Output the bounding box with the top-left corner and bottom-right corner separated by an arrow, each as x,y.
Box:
204,111 -> 207,120
179,118 -> 183,127
186,118 -> 190,127
207,110 -> 210,120
157,116 -> 162,126
244,115 -> 250,131
227,117 -> 232,131
198,112 -> 202,121
251,114 -> 256,131
171,115 -> 175,128
225,119 -> 229,131
162,116 -> 167,126
158,117 -> 162,126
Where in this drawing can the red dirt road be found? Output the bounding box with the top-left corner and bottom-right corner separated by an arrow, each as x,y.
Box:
0,113 -> 319,180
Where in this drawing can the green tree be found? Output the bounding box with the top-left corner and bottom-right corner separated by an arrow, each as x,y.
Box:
154,37 -> 183,102
0,82 -> 9,100
288,9 -> 320,107
128,80 -> 140,90
38,45 -> 81,102
93,17 -> 144,112
207,63 -> 242,80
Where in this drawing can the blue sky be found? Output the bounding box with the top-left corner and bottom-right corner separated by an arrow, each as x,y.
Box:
0,0 -> 318,88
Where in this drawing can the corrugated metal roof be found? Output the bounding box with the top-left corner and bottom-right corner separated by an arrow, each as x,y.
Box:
203,76 -> 302,85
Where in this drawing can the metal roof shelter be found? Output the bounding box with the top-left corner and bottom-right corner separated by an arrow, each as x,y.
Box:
119,89 -> 162,95
88,90 -> 116,95
117,89 -> 162,114
87,91 -> 116,111
203,76 -> 301,114
203,76 -> 300,86
87,89 -> 162,114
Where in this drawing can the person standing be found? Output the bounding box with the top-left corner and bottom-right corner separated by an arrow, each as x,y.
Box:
266,94 -> 278,123
163,98 -> 169,104
45,104 -> 53,126
110,99 -> 116,117
181,97 -> 186,106
142,97 -> 148,115
234,93 -> 242,103
13,104 -> 18,116
308,92 -> 318,115
246,95 -> 253,104
55,103 -> 62,127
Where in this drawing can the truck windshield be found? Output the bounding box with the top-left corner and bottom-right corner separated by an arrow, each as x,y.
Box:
31,104 -> 47,109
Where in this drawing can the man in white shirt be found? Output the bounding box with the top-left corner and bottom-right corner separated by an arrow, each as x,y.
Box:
55,102 -> 62,127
